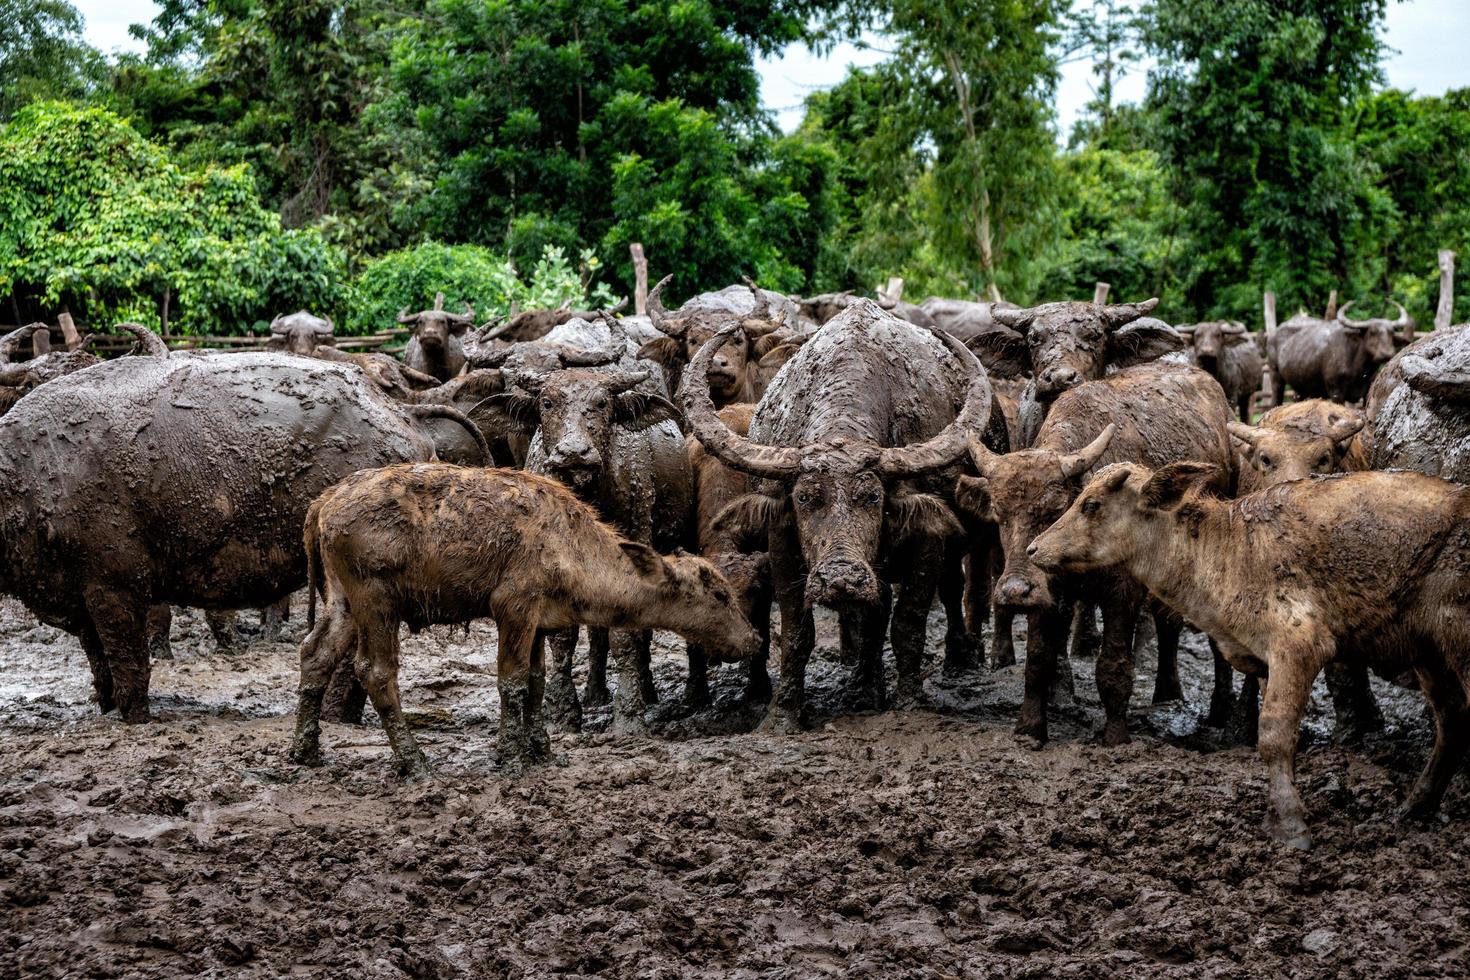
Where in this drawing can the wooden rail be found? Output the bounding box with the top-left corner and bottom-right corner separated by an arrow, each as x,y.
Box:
1,326 -> 413,356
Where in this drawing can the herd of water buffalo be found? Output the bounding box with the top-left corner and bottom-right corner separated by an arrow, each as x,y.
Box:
2,277 -> 1469,853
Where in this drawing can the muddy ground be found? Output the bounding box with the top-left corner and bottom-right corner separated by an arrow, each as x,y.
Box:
1,596 -> 1467,978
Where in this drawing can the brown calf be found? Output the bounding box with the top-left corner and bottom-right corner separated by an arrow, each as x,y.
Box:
289,464 -> 759,777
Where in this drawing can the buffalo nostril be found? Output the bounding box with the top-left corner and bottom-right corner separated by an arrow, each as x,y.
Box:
1026,544 -> 1038,558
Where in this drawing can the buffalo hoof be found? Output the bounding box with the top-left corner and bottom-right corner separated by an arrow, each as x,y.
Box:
894,682 -> 929,711
582,684 -> 612,710
609,712 -> 650,736
743,673 -> 773,705
120,702 -> 151,724
288,742 -> 322,768
1204,690 -> 1234,729
1265,815 -> 1312,851
990,643 -> 1016,670
757,707 -> 804,734
942,634 -> 981,677
1100,720 -> 1130,747
1152,677 -> 1184,704
1014,718 -> 1047,745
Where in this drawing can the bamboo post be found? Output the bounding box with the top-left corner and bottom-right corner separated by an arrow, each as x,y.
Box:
1436,249 -> 1456,332
1323,290 -> 1337,321
1263,291 -> 1277,334
57,310 -> 82,351
885,277 -> 905,303
1092,281 -> 1111,304
31,324 -> 50,356
630,243 -> 648,315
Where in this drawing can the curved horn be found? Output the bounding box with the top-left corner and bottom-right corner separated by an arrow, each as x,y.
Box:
319,315 -> 335,334
647,275 -> 683,337
461,317 -> 509,365
403,404 -> 491,465
0,365 -> 32,386
604,296 -> 630,315
1336,301 -> 1369,329
476,316 -> 513,341
1101,298 -> 1160,329
115,322 -> 169,358
877,326 -> 994,478
742,276 -> 771,320
607,368 -> 651,395
967,435 -> 999,478
1057,424 -> 1116,479
448,302 -> 476,325
269,314 -> 288,335
1223,321 -> 1247,334
559,314 -> 628,367
1176,324 -> 1197,336
679,326 -> 804,479
396,306 -> 418,325
0,324 -> 39,363
1226,421 -> 1263,448
1391,300 -> 1411,328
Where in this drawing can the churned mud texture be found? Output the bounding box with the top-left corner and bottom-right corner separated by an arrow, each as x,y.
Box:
2,595 -> 1467,978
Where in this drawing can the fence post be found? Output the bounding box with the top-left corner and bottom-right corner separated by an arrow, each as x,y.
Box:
630,243 -> 648,315
1092,281 -> 1111,304
1437,249 -> 1456,332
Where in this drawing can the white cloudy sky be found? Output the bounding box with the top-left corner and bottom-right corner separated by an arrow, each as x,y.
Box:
77,0 -> 1470,138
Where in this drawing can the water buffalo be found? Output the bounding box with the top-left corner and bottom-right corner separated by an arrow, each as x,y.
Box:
966,298 -> 1179,448
400,292 -> 474,381
957,360 -> 1236,744
1269,301 -> 1412,405
687,404 -> 773,707
291,465 -> 758,776
1178,321 -> 1263,420
637,277 -> 797,407
1367,326 -> 1470,477
267,311 -> 335,355
919,298 -> 1019,342
1229,400 -> 1366,494
1031,465 -> 1470,850
0,325 -> 100,415
0,339 -> 485,721
682,300 -> 994,729
309,345 -> 442,401
475,324 -> 687,734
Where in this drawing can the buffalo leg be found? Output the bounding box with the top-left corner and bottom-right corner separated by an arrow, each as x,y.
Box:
206,610 -> 243,654
289,598 -> 357,766
1096,588 -> 1141,746
259,596 -> 290,642
584,628 -> 611,707
496,617 -> 548,774
684,643 -> 711,711
1070,601 -> 1101,658
84,586 -> 151,723
941,541 -> 979,676
1017,607 -> 1070,743
743,591 -> 773,703
1151,608 -> 1184,703
1204,638 -> 1236,728
80,623 -> 115,715
543,627 -> 582,733
1258,648 -> 1326,850
321,661 -> 367,725
353,605 -> 428,779
1229,673 -> 1262,746
146,605 -> 173,662
762,530 -> 813,733
608,628 -> 649,735
1401,656 -> 1470,820
636,629 -> 658,705
1326,661 -> 1384,745
894,559 -> 939,705
845,588 -> 891,712
987,542 -> 1017,668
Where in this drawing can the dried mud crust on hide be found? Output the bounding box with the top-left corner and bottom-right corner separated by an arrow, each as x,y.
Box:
0,597 -> 1466,977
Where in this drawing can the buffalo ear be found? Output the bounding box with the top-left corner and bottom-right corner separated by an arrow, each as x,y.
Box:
614,391 -> 682,432
952,475 -> 993,522
966,329 -> 1030,378
620,542 -> 670,580
712,492 -> 792,546
637,337 -> 685,371
757,342 -> 802,370
752,333 -> 794,360
1140,462 -> 1218,510
886,492 -> 963,543
470,392 -> 540,438
1107,321 -> 1184,368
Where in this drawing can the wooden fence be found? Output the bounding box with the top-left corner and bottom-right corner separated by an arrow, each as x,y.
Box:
1,326 -> 415,356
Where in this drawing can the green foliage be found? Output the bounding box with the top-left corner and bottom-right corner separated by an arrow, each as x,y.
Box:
347,241 -> 619,334
0,102 -> 346,333
0,0 -> 105,119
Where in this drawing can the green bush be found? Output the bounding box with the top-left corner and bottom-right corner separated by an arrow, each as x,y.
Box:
0,102 -> 347,334
346,241 -> 619,334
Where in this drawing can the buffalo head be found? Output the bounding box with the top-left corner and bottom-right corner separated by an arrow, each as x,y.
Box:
638,276 -> 788,405
398,292 -> 475,355
1178,320 -> 1249,377
970,298 -> 1177,401
956,425 -> 1115,609
1228,410 -> 1363,490
1337,301 -> 1413,365
268,311 -> 335,356
685,321 -> 989,610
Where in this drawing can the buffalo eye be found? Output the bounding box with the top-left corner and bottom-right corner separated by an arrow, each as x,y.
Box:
795,489 -> 815,507
1258,453 -> 1273,469
541,397 -> 554,411
593,396 -> 609,411
855,486 -> 881,507
1081,498 -> 1100,516
1316,454 -> 1331,469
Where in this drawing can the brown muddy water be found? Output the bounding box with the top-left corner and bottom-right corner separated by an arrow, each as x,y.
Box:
1,596 -> 1466,977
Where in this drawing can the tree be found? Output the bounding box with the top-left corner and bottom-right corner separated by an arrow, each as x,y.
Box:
1143,0 -> 1393,320
0,103 -> 346,333
0,0 -> 105,119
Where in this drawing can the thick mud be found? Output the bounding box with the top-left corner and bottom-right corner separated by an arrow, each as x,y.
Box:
1,596 -> 1466,977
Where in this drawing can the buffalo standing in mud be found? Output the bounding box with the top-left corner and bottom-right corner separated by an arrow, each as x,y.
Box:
957,360 -> 1236,744
267,311 -> 335,355
1179,321 -> 1264,420
0,340 -> 484,720
400,293 -> 475,381
292,464 -> 758,776
1269,302 -> 1412,405
1031,465 -> 1470,849
683,300 -> 997,729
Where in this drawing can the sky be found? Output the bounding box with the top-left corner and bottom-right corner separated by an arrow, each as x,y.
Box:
76,0 -> 1470,139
